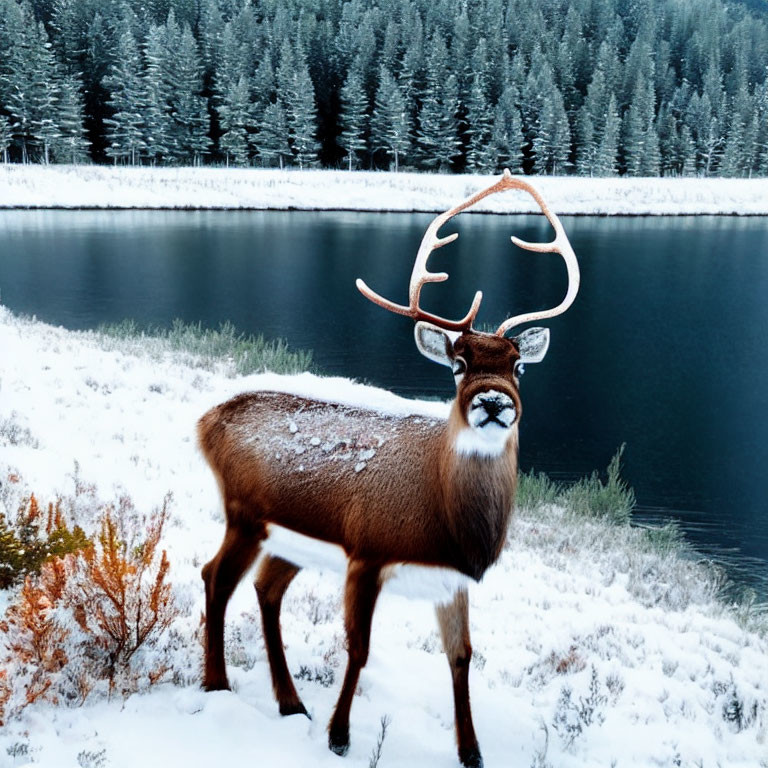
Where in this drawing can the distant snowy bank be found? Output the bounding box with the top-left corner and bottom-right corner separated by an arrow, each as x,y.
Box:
1,309 -> 767,767
2,165 -> 768,215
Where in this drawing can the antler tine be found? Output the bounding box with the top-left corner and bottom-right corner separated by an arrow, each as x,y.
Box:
494,176 -> 580,337
357,172 -> 520,332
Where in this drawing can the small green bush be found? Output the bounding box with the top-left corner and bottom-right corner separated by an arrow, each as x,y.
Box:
517,445 -> 635,526
0,495 -> 91,590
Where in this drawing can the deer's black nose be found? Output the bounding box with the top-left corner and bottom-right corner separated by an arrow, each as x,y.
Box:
479,395 -> 504,418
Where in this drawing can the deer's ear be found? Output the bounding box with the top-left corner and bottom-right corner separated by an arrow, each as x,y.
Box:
414,322 -> 459,367
514,327 -> 550,364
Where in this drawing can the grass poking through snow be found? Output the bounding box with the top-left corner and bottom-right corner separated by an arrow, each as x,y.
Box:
96,318 -> 314,376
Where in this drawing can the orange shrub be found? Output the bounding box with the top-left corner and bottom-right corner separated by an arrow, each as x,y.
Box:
0,491 -> 178,719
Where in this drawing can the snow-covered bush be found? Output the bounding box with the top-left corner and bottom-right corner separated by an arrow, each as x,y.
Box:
0,488 -> 178,723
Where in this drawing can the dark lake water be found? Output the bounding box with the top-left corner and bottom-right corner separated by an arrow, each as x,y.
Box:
1,209 -> 767,599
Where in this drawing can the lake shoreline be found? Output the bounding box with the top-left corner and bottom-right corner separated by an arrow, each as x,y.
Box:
2,165 -> 768,215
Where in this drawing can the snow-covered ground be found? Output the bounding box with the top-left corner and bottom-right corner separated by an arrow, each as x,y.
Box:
1,165 -> 768,215
1,309 -> 767,768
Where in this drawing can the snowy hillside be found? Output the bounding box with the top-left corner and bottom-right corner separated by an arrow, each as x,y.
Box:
2,165 -> 768,215
0,309 -> 766,768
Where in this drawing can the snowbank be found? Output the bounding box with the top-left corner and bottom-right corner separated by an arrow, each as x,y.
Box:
1,165 -> 768,215
1,309 -> 766,768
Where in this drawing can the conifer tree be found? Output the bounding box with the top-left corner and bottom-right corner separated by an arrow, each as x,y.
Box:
338,65 -> 368,170
575,106 -> 596,175
416,33 -> 461,171
465,67 -> 494,173
142,24 -> 173,164
594,94 -> 620,176
167,25 -> 210,165
533,88 -> 571,175
283,45 -> 320,169
4,11 -> 60,163
0,114 -> 11,163
490,86 -> 524,173
251,53 -> 275,127
28,23 -> 62,165
219,74 -> 251,166
53,75 -> 90,164
255,101 -> 291,169
103,27 -> 146,164
370,66 -> 411,172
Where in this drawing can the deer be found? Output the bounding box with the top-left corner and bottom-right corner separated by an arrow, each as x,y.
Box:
197,170 -> 579,768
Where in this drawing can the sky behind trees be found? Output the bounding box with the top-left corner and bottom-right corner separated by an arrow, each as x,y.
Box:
0,0 -> 767,176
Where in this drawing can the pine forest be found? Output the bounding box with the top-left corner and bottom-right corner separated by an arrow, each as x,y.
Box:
1,0 -> 768,177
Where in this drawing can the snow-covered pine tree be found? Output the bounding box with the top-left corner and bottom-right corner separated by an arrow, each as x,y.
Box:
142,24 -> 173,165
398,11 -> 424,123
103,27 -> 146,164
219,74 -> 251,166
533,87 -> 571,175
490,85 -> 524,173
283,44 -> 320,169
338,65 -> 368,171
594,93 -> 620,176
167,24 -> 211,166
251,53 -> 275,128
678,124 -> 697,176
575,68 -> 608,176
255,101 -> 291,169
370,65 -> 411,172
53,74 -> 90,164
214,22 -> 247,122
721,83 -> 756,177
3,6 -> 56,163
27,23 -> 62,165
416,33 -> 460,171
0,114 -> 11,163
575,106 -> 596,176
465,40 -> 494,173
623,75 -> 659,176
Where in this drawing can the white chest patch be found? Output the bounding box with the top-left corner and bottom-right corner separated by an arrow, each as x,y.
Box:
454,424 -> 511,458
260,525 -> 468,604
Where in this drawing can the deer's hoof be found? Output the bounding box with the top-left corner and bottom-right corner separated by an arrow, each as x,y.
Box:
280,700 -> 311,719
328,727 -> 350,757
459,745 -> 483,768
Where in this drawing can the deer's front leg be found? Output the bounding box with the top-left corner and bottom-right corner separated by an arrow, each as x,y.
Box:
436,588 -> 482,768
202,522 -> 264,691
328,559 -> 382,756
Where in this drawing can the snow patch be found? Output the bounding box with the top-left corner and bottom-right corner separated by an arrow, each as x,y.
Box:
2,166 -> 768,215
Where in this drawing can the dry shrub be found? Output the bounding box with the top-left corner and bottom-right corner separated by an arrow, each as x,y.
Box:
0,491 -> 178,722
71,496 -> 176,691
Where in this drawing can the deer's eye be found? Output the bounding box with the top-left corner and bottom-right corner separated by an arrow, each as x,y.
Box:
452,358 -> 467,377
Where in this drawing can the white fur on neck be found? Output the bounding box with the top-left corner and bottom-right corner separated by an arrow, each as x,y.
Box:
454,424 -> 511,458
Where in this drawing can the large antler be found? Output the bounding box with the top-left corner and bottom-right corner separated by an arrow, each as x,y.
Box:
355,169 -> 580,336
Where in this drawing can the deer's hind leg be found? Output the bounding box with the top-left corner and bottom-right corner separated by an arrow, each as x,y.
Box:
255,554 -> 307,717
436,588 -> 482,768
202,520 -> 265,691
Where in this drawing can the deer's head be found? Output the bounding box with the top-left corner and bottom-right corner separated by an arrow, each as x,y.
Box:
357,170 -> 579,457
